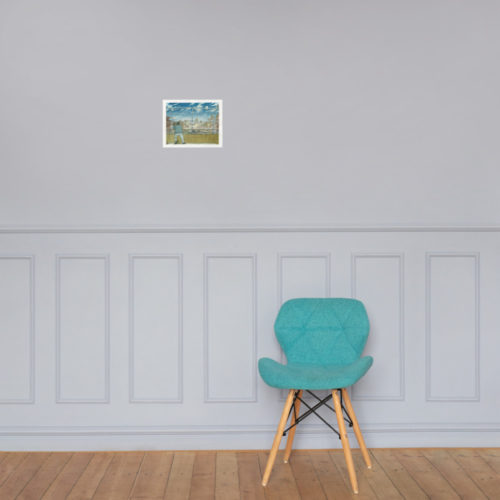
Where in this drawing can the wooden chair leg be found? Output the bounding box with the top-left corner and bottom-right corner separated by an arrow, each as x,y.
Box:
332,389 -> 359,494
261,389 -> 295,486
341,388 -> 372,469
283,390 -> 302,463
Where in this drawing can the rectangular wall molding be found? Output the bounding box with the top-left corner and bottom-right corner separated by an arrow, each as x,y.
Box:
277,253 -> 331,305
425,252 -> 480,402
351,253 -> 405,401
56,255 -> 110,403
204,254 -> 257,403
129,254 -> 183,403
0,256 -> 35,404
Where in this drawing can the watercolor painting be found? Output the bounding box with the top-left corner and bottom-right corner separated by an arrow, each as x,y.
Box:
163,100 -> 222,148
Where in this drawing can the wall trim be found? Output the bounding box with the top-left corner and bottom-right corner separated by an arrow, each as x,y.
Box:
203,254 -> 258,403
0,255 -> 35,404
351,253 -> 405,402
0,422 -> 499,437
425,252 -> 480,402
55,254 -> 111,404
1,224 -> 500,234
128,254 -> 183,404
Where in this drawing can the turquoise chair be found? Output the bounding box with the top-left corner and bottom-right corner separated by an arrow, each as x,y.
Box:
259,298 -> 373,494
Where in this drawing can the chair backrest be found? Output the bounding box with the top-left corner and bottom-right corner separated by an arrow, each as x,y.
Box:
275,298 -> 370,366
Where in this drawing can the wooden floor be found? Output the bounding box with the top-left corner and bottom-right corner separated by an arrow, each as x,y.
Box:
0,448 -> 500,499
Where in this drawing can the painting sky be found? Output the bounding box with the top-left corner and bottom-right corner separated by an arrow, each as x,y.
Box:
166,101 -> 219,121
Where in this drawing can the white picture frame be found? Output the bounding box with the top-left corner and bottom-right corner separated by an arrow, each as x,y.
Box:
163,99 -> 223,148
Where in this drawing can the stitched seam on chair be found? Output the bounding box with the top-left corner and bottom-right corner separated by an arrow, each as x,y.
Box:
314,304 -> 348,364
282,301 -> 323,358
302,300 -> 324,330
340,301 -> 360,357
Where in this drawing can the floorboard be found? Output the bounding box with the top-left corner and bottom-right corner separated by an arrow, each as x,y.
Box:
215,452 -> 239,500
449,448 -> 500,499
0,452 -> 28,487
395,448 -> 460,499
129,451 -> 173,499
258,451 -> 301,500
308,449 -> 352,500
17,452 -> 72,500
352,450 -> 402,499
288,450 -> 327,500
164,451 -> 195,500
189,451 -> 216,500
41,452 -> 94,500
371,449 -> 428,500
479,448 -> 500,474
92,451 -> 144,500
329,449 -> 377,499
66,452 -> 114,500
1,448 -> 499,499
0,452 -> 50,499
422,448 -> 487,500
237,452 -> 266,500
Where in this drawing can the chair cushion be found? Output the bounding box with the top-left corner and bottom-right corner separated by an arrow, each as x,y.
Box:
258,356 -> 373,390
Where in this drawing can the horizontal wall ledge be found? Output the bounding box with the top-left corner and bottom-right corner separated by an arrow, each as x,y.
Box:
1,422 -> 500,437
1,224 -> 500,234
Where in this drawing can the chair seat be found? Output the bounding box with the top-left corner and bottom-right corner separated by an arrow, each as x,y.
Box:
258,356 -> 373,390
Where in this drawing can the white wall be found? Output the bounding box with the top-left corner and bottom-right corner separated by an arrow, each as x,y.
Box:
1,0 -> 500,227
1,0 -> 500,450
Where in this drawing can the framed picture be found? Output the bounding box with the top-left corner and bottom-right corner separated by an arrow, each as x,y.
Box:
163,99 -> 223,148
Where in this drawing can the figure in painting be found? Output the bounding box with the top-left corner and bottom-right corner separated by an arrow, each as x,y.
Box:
173,121 -> 185,144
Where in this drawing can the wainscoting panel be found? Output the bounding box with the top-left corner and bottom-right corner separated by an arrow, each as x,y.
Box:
129,255 -> 182,403
425,253 -> 480,402
0,256 -> 34,403
278,253 -> 331,303
204,254 -> 257,402
0,228 -> 497,449
56,255 -> 110,403
351,254 -> 404,401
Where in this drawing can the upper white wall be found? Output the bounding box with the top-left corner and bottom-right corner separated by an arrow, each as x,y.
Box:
1,0 -> 499,226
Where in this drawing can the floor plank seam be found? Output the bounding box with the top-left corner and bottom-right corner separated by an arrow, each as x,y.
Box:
127,451 -> 146,500
12,452 -> 51,499
37,452 -> 73,500
65,452 -> 97,499
160,453 -> 175,500
0,453 -> 28,489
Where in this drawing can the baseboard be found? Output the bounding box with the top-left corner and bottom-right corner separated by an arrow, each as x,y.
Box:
1,424 -> 500,451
